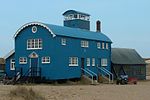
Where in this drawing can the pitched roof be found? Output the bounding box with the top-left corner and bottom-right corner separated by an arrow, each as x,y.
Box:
4,49 -> 15,59
0,58 -> 5,64
111,48 -> 146,65
45,23 -> 112,42
63,10 -> 90,16
14,22 -> 112,42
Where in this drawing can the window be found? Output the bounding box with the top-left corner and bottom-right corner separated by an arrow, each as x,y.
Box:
69,57 -> 78,66
81,40 -> 89,48
27,39 -> 42,49
101,59 -> 108,67
61,38 -> 66,45
19,57 -> 27,64
42,57 -> 50,63
10,59 -> 15,70
92,58 -> 95,66
87,58 -> 90,66
102,42 -> 105,49
97,42 -> 101,49
32,26 -> 37,33
106,43 -> 109,49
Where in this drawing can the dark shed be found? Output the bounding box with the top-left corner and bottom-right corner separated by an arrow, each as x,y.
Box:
111,48 -> 146,80
0,58 -> 5,70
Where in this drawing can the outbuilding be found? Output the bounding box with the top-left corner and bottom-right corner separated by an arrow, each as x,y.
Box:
111,48 -> 146,80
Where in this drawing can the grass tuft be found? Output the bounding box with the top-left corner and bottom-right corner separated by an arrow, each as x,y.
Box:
9,86 -> 45,100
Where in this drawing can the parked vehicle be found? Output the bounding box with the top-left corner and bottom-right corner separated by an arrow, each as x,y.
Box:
116,75 -> 128,85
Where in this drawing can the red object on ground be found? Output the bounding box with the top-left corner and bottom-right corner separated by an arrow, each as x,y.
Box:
128,77 -> 138,84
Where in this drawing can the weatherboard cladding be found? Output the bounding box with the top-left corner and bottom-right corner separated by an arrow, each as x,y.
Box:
111,48 -> 146,65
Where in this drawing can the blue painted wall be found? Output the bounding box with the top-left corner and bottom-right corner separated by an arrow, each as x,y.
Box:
7,24 -> 112,80
5,53 -> 15,78
64,19 -> 90,30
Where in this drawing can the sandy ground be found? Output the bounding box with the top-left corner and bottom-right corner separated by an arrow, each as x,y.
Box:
0,81 -> 150,100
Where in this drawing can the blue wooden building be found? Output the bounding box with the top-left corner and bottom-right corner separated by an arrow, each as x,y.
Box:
5,10 -> 112,83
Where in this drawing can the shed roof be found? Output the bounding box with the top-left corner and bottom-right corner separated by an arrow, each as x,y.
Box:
4,49 -> 15,59
63,10 -> 90,16
0,58 -> 5,64
112,48 -> 146,65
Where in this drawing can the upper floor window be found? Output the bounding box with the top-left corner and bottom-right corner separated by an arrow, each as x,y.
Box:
42,56 -> 50,64
27,39 -> 42,50
92,58 -> 95,66
69,57 -> 78,66
97,42 -> 101,49
106,43 -> 109,49
102,42 -> 105,49
32,26 -> 37,33
81,40 -> 89,48
19,57 -> 27,64
87,58 -> 90,66
10,59 -> 15,70
101,58 -> 108,67
61,38 -> 66,45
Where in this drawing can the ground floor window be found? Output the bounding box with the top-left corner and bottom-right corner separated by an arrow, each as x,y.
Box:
87,58 -> 90,66
101,58 -> 108,67
10,59 -> 15,70
69,57 -> 78,66
92,58 -> 95,66
19,57 -> 27,64
42,56 -> 50,63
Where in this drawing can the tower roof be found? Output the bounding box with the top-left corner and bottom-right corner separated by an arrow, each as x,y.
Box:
63,10 -> 90,16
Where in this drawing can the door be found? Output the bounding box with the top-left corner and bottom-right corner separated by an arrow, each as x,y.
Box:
81,58 -> 85,74
31,58 -> 38,76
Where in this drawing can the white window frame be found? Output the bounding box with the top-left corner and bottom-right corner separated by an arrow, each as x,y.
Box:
27,39 -> 42,50
10,59 -> 15,70
42,57 -> 50,64
19,57 -> 27,64
87,58 -> 90,66
61,38 -> 66,45
92,58 -> 95,66
106,43 -> 109,49
101,58 -> 108,67
81,40 -> 89,48
32,26 -> 37,33
97,42 -> 101,49
69,57 -> 78,66
102,42 -> 105,49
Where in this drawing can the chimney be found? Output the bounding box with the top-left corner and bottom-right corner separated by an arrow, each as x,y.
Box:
96,20 -> 101,32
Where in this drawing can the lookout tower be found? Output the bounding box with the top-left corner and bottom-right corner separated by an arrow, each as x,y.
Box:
63,10 -> 90,30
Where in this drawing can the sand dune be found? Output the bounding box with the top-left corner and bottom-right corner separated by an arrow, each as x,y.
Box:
0,81 -> 150,100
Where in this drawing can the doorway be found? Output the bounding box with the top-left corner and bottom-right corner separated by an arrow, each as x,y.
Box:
81,58 -> 85,74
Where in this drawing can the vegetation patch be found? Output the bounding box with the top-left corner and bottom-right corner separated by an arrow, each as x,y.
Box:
9,86 -> 45,100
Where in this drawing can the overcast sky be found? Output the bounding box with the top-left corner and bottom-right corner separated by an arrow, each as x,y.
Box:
0,0 -> 150,58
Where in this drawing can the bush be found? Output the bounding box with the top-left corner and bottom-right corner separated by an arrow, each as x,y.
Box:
9,86 -> 45,100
